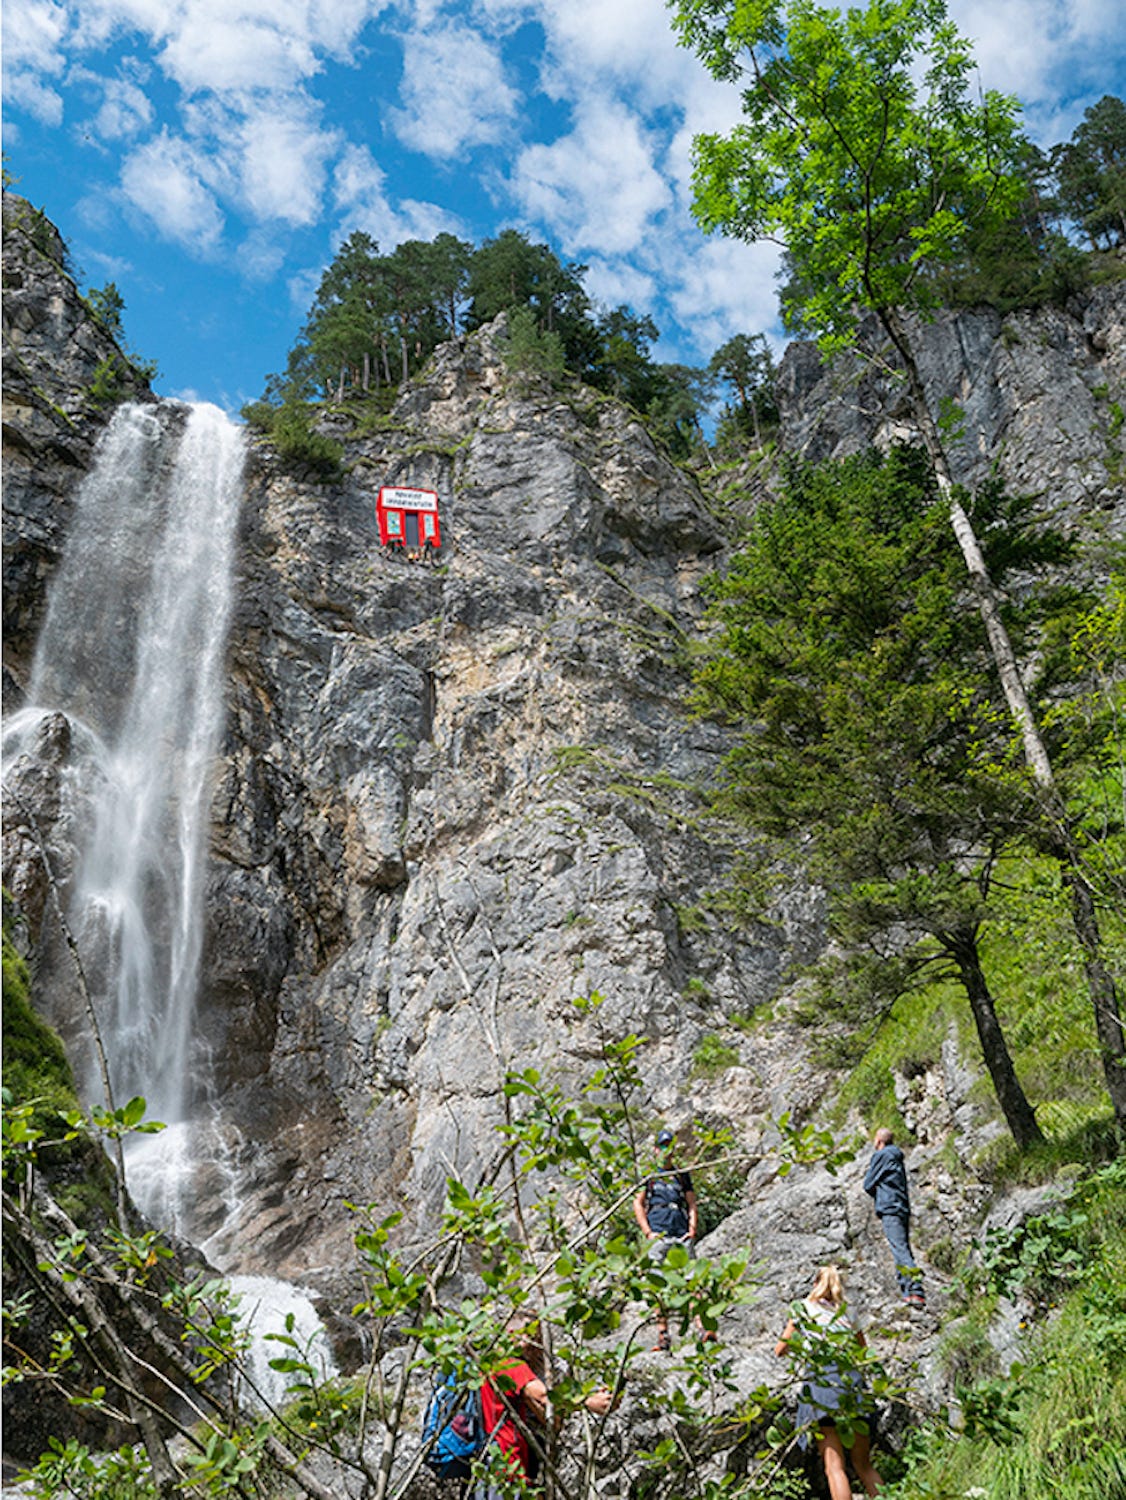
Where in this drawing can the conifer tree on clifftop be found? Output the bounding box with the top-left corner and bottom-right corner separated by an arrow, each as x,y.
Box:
672,0 -> 1126,1130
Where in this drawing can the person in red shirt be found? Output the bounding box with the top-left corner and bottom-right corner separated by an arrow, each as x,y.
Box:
479,1323 -> 613,1492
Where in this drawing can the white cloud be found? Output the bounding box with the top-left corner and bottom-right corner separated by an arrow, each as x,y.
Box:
156,13 -> 321,96
86,71 -> 155,140
3,0 -> 69,124
389,21 -> 518,159
237,102 -> 338,225
287,264 -> 322,314
3,0 -> 69,71
308,0 -> 393,58
119,131 -> 225,252
510,98 -> 671,256
332,141 -> 389,210
332,142 -> 463,247
68,1 -> 391,92
662,236 -> 784,357
533,0 -> 696,108
581,259 -> 658,314
947,0 -> 1126,141
237,228 -> 287,281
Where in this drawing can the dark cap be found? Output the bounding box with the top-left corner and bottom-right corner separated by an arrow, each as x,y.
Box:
655,1128 -> 675,1149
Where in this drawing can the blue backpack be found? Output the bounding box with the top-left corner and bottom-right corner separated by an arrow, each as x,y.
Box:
421,1374 -> 489,1479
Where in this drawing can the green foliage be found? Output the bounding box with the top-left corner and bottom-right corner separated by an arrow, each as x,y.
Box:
17,1437 -> 156,1499
888,1160 -> 1126,1499
1054,95 -> 1126,252
977,1206 -> 1089,1311
88,354 -> 131,407
6,996 -> 892,1496
692,444 -> 1108,1144
466,227 -> 593,365
239,400 -> 275,434
2,921 -> 79,1133
691,1032 -> 740,1077
644,361 -> 715,457
673,0 -> 1026,353
500,304 -> 567,384
257,219 -> 730,454
83,282 -> 125,338
936,1304 -> 1002,1389
240,400 -> 344,480
691,1121 -> 750,1236
709,332 -> 778,449
77,278 -> 158,384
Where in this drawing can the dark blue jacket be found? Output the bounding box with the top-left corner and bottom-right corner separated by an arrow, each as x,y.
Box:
863,1144 -> 911,1218
644,1170 -> 693,1236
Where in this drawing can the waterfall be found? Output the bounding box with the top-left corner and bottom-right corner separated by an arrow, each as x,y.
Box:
10,401 -> 244,1229
228,1276 -> 338,1411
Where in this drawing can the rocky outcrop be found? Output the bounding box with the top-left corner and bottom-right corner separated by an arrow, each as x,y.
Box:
197,322 -> 823,1276
777,285 -> 1126,534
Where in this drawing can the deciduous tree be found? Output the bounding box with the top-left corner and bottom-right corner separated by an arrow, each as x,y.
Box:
672,0 -> 1126,1128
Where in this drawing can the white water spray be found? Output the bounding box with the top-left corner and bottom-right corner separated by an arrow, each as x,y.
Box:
228,1276 -> 337,1411
14,402 -> 244,1223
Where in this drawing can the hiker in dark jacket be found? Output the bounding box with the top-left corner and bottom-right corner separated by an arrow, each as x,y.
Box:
862,1128 -> 925,1308
634,1128 -> 700,1351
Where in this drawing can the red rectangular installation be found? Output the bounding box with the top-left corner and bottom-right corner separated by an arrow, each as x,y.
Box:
376,485 -> 441,551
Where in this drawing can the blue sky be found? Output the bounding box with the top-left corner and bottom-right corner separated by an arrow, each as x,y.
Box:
4,0 -> 1124,413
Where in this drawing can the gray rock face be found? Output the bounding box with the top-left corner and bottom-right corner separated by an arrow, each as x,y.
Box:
197,322 -> 811,1274
777,287 -> 1126,534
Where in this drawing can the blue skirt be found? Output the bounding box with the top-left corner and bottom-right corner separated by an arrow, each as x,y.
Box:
795,1363 -> 871,1451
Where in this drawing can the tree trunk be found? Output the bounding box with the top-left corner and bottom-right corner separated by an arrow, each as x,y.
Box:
5,1197 -> 186,1497
946,928 -> 1044,1148
1060,855 -> 1126,1122
881,304 -> 1126,1133
881,308 -> 1052,783
363,350 -> 370,393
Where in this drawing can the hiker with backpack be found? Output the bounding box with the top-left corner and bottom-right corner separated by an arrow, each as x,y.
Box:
423,1319 -> 613,1495
634,1127 -> 702,1352
477,1320 -> 613,1495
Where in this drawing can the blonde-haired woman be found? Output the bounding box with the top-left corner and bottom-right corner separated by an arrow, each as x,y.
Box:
775,1266 -> 882,1499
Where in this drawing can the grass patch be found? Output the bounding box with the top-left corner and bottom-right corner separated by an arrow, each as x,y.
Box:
886,1159 -> 1126,1500
2,919 -> 80,1133
691,1032 -> 740,1079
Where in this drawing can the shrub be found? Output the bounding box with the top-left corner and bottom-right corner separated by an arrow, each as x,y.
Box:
243,401 -> 344,481
691,1032 -> 740,1078
2,923 -> 79,1132
501,305 -> 566,384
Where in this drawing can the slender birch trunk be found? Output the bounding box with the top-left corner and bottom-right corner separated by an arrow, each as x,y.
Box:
881,306 -> 1126,1130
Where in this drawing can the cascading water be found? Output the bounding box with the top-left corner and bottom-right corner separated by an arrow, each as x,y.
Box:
5,400 -> 336,1383
8,401 -> 244,1231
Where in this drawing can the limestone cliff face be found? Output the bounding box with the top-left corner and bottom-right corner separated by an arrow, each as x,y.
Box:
3,201 -> 1122,1404
198,321 -> 824,1276
777,289 -> 1126,534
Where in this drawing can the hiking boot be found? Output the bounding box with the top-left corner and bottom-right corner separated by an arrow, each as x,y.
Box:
907,1293 -> 927,1309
